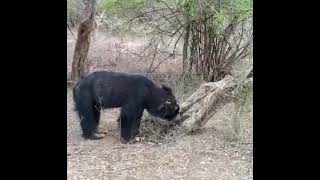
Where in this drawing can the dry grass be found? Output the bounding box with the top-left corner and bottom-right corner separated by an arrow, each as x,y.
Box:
67,29 -> 253,180
67,28 -> 181,78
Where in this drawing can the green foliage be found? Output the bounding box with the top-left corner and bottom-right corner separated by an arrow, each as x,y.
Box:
224,0 -> 253,20
175,0 -> 253,81
98,0 -> 146,17
178,0 -> 253,34
179,0 -> 194,17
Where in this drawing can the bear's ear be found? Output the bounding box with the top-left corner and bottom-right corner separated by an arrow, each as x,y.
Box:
161,85 -> 172,94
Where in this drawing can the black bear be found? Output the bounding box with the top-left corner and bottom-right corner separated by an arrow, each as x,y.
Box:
73,71 -> 180,143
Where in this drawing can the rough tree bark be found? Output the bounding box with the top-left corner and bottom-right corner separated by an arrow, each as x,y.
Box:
70,0 -> 97,81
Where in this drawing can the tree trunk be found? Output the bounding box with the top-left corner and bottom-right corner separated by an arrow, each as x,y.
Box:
182,23 -> 190,72
70,0 -> 97,81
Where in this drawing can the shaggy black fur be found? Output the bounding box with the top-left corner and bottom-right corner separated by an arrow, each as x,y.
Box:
73,71 -> 180,143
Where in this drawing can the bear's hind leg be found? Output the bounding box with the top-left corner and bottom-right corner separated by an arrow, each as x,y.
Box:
79,106 -> 104,140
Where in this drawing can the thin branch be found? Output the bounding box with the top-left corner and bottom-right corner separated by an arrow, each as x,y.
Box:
146,44 -> 158,77
127,8 -> 169,24
67,23 -> 77,41
156,0 -> 183,26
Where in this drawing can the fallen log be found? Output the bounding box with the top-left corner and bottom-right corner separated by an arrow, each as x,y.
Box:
176,75 -> 253,133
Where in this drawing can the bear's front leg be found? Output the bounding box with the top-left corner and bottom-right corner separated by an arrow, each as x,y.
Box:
120,119 -> 132,144
119,102 -> 144,144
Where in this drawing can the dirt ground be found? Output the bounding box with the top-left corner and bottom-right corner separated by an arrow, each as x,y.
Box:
67,88 -> 253,180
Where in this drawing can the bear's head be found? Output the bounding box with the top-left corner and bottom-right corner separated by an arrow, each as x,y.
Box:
147,84 -> 180,121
